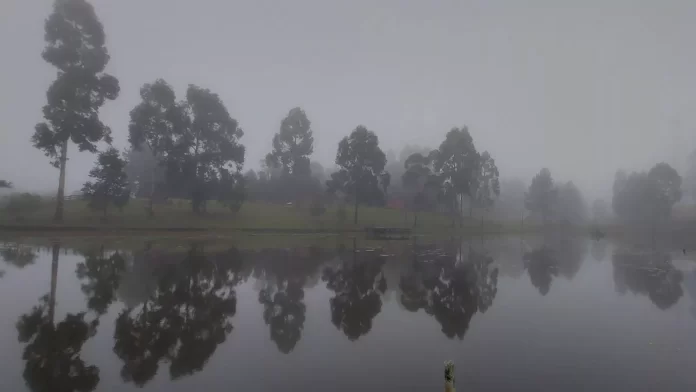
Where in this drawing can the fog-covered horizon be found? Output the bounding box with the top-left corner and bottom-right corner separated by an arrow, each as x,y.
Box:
3,0 -> 696,202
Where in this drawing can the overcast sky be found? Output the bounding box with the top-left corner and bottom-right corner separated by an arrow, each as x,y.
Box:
2,0 -> 696,200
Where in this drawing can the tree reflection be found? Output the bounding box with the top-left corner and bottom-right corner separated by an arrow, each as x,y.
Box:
113,243 -> 246,386
591,239 -> 607,262
255,247 -> 325,353
523,235 -> 588,295
323,241 -> 387,340
76,247 -> 126,315
399,241 -> 499,339
1,243 -> 38,268
16,243 -> 100,392
612,250 -> 683,310
523,246 -> 558,296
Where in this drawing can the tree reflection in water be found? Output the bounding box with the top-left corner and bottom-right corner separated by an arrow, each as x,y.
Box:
1,243 -> 38,268
524,246 -> 558,296
612,250 -> 683,310
76,247 -> 127,315
399,241 -> 499,339
523,235 -> 588,296
113,243 -> 246,386
16,243 -> 100,392
323,241 -> 387,341
255,246 -> 325,353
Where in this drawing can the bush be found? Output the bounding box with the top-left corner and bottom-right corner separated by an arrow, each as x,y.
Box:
4,193 -> 42,220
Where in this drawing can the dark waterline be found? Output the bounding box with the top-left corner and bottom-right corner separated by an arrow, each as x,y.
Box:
0,236 -> 695,392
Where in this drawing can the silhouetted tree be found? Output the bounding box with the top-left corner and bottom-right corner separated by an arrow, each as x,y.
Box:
124,147 -> 163,199
0,180 -> 12,188
433,127 -> 480,225
165,85 -> 245,213
612,250 -> 683,309
113,244 -> 246,386
323,243 -> 387,340
266,107 -> 314,177
402,152 -> 441,226
525,168 -> 557,225
81,147 -> 130,218
612,163 -> 682,228
472,151 -> 500,219
555,181 -> 587,225
128,79 -> 185,216
328,126 -> 388,223
31,0 -> 120,222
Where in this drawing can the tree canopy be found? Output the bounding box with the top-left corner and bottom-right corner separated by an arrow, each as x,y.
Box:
31,0 -> 120,222
265,107 -> 314,177
525,168 -> 557,224
327,126 -> 388,223
81,147 -> 130,217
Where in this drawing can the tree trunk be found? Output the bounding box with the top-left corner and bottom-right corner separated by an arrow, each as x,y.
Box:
53,140 -> 68,223
414,212 -> 418,227
49,243 -> 59,323
353,181 -> 359,224
148,165 -> 156,218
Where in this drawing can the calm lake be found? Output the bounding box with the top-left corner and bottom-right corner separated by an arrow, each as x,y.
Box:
0,235 -> 695,392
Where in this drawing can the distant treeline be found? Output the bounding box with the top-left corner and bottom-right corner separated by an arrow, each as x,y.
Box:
1,0 -> 689,229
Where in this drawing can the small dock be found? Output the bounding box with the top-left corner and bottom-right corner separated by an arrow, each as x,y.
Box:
365,226 -> 411,240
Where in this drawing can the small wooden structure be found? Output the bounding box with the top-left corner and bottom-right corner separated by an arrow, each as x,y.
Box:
365,226 -> 411,240
445,361 -> 455,392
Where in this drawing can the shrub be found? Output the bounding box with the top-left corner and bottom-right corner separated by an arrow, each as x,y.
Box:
4,193 -> 42,220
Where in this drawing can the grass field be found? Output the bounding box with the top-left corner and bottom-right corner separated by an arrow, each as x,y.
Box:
0,197 -> 519,234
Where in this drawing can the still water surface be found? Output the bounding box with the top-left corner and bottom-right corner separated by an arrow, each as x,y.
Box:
0,235 -> 695,392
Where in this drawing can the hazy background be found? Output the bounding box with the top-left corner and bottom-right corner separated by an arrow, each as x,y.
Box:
2,0 -> 696,201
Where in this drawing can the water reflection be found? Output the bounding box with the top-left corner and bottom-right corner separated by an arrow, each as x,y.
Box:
0,236 -> 693,392
75,247 -> 126,315
254,247 -> 326,353
16,243 -> 101,392
1,243 -> 38,268
323,240 -> 388,341
523,235 -> 588,296
399,240 -> 499,339
612,250 -> 684,310
113,243 -> 246,386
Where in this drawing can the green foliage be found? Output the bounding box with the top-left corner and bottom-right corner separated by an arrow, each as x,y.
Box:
165,85 -> 245,213
32,0 -> 120,165
555,181 -> 587,224
472,151 -> 500,211
433,127 -> 480,202
329,126 -> 389,223
4,193 -> 42,219
525,168 -> 557,223
612,162 -> 682,225
265,107 -> 314,176
82,148 -> 130,216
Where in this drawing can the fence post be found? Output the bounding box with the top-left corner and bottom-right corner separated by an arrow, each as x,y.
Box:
445,360 -> 455,392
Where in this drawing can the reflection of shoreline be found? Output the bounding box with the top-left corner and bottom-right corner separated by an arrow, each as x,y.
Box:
612,250 -> 684,310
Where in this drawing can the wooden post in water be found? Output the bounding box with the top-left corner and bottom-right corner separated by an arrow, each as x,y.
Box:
444,360 -> 455,392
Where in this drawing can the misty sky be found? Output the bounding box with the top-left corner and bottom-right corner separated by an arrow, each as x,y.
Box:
2,0 -> 696,201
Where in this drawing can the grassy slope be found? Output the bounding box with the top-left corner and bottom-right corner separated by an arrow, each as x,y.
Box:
0,198 -> 515,233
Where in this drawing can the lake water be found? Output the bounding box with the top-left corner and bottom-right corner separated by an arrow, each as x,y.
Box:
0,235 -> 695,392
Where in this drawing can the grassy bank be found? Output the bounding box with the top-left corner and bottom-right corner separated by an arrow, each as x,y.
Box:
0,198 -> 520,234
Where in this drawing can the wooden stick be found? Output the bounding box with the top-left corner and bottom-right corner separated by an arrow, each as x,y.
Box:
445,360 -> 455,392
